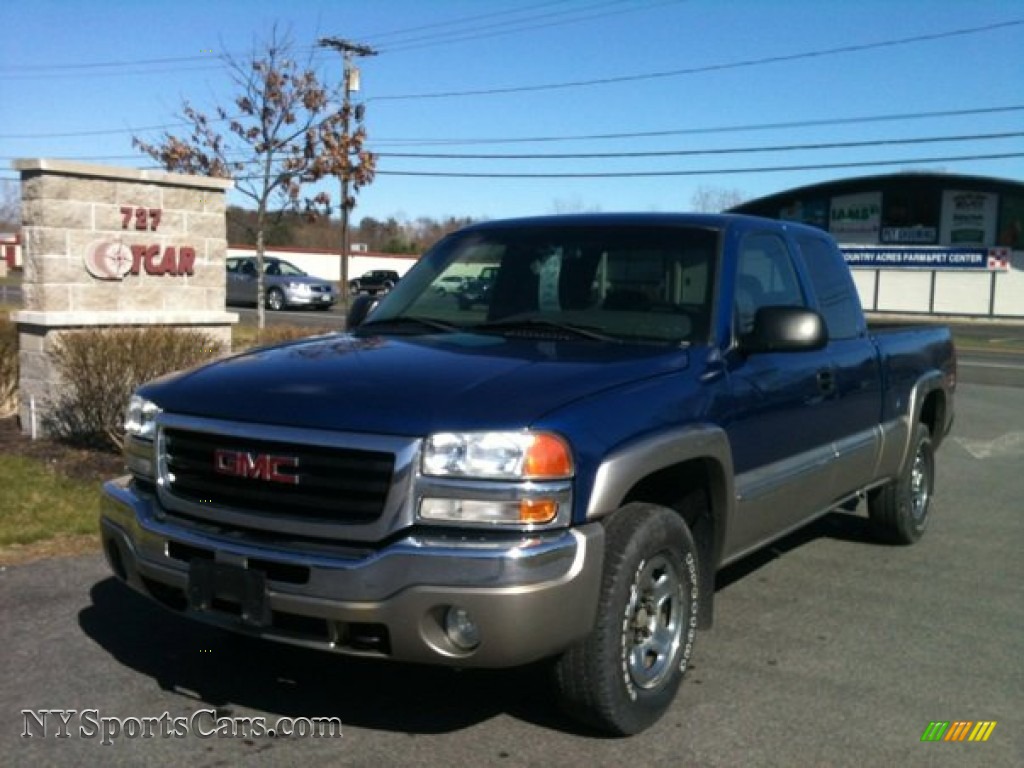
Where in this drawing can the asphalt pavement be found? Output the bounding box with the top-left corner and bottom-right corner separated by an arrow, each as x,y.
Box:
2,383 -> 1022,767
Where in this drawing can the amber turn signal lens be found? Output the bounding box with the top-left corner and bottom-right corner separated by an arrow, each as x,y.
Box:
524,434 -> 573,479
519,499 -> 559,524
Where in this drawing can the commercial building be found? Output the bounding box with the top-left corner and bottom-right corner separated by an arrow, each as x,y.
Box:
730,172 -> 1024,318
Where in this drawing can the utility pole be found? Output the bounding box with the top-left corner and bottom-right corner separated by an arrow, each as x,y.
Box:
317,37 -> 377,316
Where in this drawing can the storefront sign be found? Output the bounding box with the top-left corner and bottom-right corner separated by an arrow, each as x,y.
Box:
940,190 -> 997,245
779,198 -> 828,229
841,246 -> 1010,271
880,226 -> 937,244
82,207 -> 197,280
830,192 -> 882,244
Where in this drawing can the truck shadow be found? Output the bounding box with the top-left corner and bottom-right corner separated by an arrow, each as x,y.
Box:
78,581 -> 570,735
78,508 -> 876,737
715,508 -> 877,590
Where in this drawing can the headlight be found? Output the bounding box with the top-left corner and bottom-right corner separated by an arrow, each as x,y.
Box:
124,395 -> 161,441
422,431 -> 573,480
287,282 -> 312,294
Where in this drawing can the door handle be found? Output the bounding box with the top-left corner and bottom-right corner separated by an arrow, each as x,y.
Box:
816,368 -> 836,395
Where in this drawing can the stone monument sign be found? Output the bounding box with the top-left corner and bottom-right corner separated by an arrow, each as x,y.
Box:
12,158 -> 236,435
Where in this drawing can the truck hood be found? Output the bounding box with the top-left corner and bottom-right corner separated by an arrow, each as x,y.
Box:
142,332 -> 691,435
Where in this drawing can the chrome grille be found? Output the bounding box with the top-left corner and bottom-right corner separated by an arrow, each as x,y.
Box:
162,427 -> 394,523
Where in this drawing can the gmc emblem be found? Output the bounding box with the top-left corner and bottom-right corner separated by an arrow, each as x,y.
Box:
214,449 -> 300,485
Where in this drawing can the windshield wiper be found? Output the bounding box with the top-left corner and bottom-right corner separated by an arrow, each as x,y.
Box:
471,318 -> 617,342
357,316 -> 460,334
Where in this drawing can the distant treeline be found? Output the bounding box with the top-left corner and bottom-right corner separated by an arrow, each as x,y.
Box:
226,206 -> 478,254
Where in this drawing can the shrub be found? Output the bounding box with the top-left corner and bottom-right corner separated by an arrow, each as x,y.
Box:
255,324 -> 338,346
43,327 -> 224,451
0,317 -> 16,418
233,323 -> 338,349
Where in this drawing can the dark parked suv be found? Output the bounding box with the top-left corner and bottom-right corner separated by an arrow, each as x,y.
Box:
349,270 -> 400,296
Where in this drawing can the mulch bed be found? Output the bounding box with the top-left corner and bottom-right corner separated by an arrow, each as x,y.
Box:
0,415 -> 126,482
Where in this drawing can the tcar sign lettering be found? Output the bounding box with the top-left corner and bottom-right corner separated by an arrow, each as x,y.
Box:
214,449 -> 299,485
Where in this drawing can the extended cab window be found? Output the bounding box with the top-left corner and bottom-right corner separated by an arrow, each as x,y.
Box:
734,233 -> 805,335
794,235 -> 864,340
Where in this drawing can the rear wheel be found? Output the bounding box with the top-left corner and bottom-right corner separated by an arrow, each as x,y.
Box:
266,288 -> 285,312
553,503 -> 699,735
868,422 -> 934,544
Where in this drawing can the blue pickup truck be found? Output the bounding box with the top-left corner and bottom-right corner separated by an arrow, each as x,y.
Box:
101,213 -> 955,735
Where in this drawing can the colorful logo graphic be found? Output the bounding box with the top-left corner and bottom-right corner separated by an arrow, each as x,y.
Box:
921,721 -> 997,742
83,240 -> 133,280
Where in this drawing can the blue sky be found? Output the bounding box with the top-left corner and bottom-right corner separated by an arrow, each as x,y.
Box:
2,0 -> 1022,225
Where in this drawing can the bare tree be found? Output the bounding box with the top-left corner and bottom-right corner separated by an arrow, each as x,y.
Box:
134,27 -> 374,331
690,185 -> 746,213
0,180 -> 20,232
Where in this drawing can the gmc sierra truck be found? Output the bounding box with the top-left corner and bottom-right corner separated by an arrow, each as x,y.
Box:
101,213 -> 955,735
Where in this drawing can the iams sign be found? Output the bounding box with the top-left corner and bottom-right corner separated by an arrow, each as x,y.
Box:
213,449 -> 300,485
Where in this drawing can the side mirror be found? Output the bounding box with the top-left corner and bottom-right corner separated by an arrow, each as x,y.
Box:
346,294 -> 379,330
740,306 -> 827,354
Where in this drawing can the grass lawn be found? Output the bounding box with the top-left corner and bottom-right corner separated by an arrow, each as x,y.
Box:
0,454 -> 103,559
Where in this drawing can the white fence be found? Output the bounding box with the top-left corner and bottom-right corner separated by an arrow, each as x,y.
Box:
227,245 -> 419,283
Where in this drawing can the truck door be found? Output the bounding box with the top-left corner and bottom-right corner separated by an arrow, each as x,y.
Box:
721,231 -> 840,558
792,232 -> 882,496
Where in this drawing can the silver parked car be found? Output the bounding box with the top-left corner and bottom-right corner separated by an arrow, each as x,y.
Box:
226,256 -> 336,311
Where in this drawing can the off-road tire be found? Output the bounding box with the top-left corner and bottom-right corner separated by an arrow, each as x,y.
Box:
553,503 -> 699,735
868,422 -> 934,544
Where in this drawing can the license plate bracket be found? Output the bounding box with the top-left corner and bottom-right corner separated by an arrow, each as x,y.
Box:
187,560 -> 270,627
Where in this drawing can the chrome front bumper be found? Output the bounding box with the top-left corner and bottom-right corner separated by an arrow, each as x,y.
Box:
100,476 -> 603,667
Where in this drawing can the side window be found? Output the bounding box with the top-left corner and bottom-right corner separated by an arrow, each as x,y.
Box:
795,235 -> 864,340
734,233 -> 804,335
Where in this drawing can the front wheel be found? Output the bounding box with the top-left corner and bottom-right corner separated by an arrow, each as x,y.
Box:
553,503 -> 699,735
868,422 -> 934,544
266,288 -> 285,312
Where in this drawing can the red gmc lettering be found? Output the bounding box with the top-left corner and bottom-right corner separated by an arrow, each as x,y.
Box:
213,449 -> 299,484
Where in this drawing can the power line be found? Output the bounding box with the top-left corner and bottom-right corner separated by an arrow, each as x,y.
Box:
2,103 -> 1020,145
371,18 -> 1024,100
370,105 -> 1024,147
5,129 -> 1020,168
0,0 -> 580,71
0,1 -> 666,76
377,0 -> 683,54
2,62 -> 235,81
362,0 -> 597,46
371,152 -> 1024,178
374,131 -> 1024,160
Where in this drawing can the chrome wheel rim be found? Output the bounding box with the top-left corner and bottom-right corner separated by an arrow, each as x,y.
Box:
625,554 -> 685,690
909,447 -> 930,520
268,291 -> 283,311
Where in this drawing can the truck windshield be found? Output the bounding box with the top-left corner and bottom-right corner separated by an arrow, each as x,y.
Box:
367,224 -> 720,345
